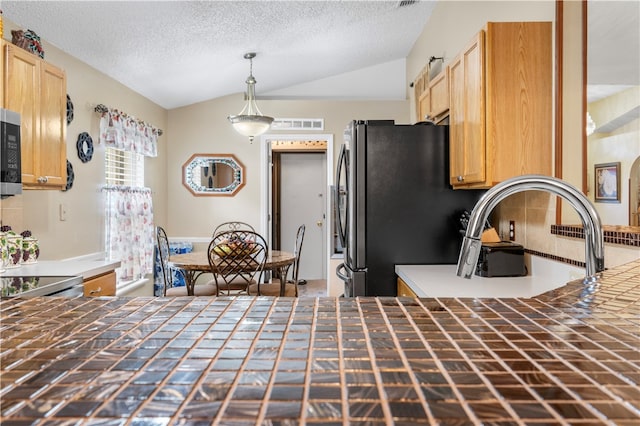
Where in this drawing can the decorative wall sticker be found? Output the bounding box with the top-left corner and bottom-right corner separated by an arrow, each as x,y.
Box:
63,160 -> 74,191
76,132 -> 94,163
66,94 -> 74,125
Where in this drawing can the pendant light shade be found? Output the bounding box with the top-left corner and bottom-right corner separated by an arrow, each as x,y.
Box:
228,52 -> 274,142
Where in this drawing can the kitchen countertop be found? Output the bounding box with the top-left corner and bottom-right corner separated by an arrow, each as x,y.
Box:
1,259 -> 639,424
395,256 -> 585,298
396,264 -> 558,298
0,259 -> 120,280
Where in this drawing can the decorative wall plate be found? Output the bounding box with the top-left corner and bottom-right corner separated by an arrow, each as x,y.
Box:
66,95 -> 74,125
63,160 -> 74,191
76,132 -> 94,163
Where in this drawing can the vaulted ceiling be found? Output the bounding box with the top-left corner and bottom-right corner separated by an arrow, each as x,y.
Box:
4,1 -> 638,109
2,0 -> 437,109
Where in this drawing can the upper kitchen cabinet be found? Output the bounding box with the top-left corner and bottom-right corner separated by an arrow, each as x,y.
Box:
413,64 -> 428,121
418,67 -> 449,123
449,22 -> 552,189
414,65 -> 450,123
3,40 -> 67,189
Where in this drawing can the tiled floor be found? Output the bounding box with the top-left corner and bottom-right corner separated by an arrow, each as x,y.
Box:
297,279 -> 327,297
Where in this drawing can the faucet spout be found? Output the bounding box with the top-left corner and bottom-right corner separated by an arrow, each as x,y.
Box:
456,175 -> 605,284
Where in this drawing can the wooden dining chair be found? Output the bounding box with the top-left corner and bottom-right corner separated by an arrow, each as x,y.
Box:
207,230 -> 269,296
249,224 -> 305,297
212,221 -> 255,238
156,226 -> 217,296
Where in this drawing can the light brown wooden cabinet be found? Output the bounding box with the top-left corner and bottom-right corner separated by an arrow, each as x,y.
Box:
3,40 -> 67,189
397,277 -> 417,298
413,65 -> 428,121
415,66 -> 450,123
83,271 -> 117,297
449,22 -> 552,189
418,67 -> 449,123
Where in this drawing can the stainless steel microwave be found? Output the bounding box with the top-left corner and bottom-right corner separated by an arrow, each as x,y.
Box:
0,108 -> 22,197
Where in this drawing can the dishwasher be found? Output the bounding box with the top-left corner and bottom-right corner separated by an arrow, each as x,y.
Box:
1,275 -> 84,297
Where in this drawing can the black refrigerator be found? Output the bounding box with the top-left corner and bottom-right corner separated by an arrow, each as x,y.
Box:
335,120 -> 485,297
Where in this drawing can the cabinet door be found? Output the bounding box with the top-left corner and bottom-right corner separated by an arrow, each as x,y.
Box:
449,31 -> 486,187
427,67 -> 449,118
418,90 -> 430,122
413,68 -> 426,121
0,41 -> 5,109
38,62 -> 67,188
5,45 -> 40,185
485,22 -> 552,182
84,271 -> 117,297
397,278 -> 417,298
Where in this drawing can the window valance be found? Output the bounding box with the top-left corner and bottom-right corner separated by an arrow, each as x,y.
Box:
96,104 -> 160,157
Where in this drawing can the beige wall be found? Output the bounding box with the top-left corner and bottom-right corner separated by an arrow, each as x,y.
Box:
0,19 -> 168,260
587,86 -> 640,224
406,0 -> 555,121
560,0 -> 587,224
167,97 -> 408,238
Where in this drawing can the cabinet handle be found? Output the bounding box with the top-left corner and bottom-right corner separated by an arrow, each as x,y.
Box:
89,287 -> 102,295
457,175 -> 464,182
37,176 -> 49,183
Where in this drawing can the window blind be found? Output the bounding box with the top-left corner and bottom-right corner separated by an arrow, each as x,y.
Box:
105,147 -> 144,187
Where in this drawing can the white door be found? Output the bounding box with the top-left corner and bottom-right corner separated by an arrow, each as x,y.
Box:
280,152 -> 327,280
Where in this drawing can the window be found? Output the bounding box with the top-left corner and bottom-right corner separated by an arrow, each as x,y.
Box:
104,147 -> 153,285
105,147 -> 144,187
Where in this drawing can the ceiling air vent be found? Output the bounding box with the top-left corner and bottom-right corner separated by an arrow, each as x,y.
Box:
271,118 -> 324,131
397,0 -> 418,8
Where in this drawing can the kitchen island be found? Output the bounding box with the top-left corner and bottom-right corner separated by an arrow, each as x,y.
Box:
1,260 -> 639,424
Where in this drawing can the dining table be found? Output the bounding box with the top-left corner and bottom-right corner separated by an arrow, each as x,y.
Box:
169,250 -> 296,296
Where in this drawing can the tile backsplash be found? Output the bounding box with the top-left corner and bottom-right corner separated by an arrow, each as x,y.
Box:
0,194 -> 24,231
493,192 -> 640,269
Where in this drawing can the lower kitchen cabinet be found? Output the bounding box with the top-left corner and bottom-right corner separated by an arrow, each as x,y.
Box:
397,277 -> 417,298
84,271 -> 116,297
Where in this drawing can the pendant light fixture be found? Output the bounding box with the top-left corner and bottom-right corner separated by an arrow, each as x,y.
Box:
228,52 -> 274,142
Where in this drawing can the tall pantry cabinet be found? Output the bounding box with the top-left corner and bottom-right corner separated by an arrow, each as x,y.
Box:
449,22 -> 552,189
2,39 -> 67,189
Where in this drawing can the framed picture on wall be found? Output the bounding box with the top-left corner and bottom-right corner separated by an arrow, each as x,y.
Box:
594,162 -> 621,203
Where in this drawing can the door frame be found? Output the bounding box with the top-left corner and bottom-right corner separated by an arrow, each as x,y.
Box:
259,133 -> 334,282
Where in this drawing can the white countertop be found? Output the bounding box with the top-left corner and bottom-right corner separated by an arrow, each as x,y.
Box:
396,257 -> 585,298
0,259 -> 120,280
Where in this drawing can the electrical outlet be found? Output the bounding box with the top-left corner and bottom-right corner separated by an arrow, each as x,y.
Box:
509,220 -> 515,241
59,203 -> 67,221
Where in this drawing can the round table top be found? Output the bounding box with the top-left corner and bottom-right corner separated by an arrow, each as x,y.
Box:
169,250 -> 295,271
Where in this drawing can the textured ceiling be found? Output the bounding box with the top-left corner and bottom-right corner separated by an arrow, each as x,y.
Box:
4,1 -> 638,109
2,0 -> 437,109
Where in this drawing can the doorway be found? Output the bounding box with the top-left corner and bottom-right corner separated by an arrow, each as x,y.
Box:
273,151 -> 326,280
260,135 -> 334,291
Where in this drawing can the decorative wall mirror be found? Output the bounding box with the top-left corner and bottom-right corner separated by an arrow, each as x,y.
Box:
182,154 -> 245,196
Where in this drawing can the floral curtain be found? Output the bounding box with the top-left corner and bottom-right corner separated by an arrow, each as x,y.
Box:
99,108 -> 158,157
103,186 -> 154,283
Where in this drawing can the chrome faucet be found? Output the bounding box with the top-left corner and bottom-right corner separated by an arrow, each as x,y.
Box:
456,175 -> 605,284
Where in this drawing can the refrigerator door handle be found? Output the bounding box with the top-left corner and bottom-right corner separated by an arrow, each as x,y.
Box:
335,144 -> 348,249
336,262 -> 350,283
